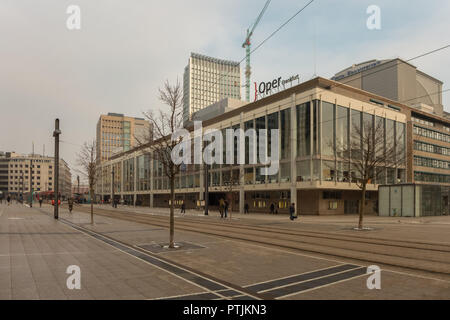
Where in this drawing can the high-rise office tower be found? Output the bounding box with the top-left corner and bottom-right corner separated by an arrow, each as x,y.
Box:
183,53 -> 241,125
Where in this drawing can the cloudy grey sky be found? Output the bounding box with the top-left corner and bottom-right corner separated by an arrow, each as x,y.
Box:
1,0 -> 449,182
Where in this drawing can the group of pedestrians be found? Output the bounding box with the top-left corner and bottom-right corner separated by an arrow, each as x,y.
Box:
176,198 -> 297,222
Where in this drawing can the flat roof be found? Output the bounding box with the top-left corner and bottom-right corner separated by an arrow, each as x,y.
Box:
190,52 -> 240,67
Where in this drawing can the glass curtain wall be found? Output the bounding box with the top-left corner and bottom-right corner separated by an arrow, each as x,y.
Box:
137,154 -> 150,191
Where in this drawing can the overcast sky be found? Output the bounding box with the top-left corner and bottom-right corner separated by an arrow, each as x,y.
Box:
1,0 -> 449,183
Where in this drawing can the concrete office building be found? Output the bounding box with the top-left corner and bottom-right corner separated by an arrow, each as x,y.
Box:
332,59 -> 444,116
96,113 -> 151,162
0,152 -> 9,199
332,59 -> 450,185
183,53 -> 241,125
96,77 -> 414,215
186,97 -> 247,126
0,152 -> 72,200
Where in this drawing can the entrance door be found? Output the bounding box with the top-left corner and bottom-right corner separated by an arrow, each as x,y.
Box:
344,200 -> 358,214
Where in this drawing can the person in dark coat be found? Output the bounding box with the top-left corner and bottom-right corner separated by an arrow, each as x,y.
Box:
181,202 -> 186,214
244,202 -> 249,214
224,200 -> 229,218
289,203 -> 297,221
270,202 -> 275,214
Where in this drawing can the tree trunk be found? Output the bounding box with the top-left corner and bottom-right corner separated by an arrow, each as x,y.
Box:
169,175 -> 175,248
358,183 -> 366,230
90,188 -> 94,224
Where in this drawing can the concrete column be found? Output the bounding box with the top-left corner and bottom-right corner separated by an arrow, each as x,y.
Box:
310,97 -> 314,185
319,98 -> 322,184
199,126 -> 204,203
101,163 -> 104,200
120,160 -> 124,202
290,94 -> 297,212
348,103 -> 352,186
110,164 -> 113,200
334,98 -> 338,185
239,112 -> 245,214
133,153 -> 137,206
149,151 -> 154,207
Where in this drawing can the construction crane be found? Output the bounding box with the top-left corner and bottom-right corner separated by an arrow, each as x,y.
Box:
242,0 -> 271,102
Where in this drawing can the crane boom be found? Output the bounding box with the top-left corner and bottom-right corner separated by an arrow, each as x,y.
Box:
242,0 -> 271,102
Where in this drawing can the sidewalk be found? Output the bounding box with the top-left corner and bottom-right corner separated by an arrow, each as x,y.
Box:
0,203 -> 206,299
85,203 -> 450,226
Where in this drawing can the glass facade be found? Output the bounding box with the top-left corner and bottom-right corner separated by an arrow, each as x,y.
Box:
414,125 -> 450,143
336,106 -> 349,158
280,109 -> 290,160
98,95 -> 411,212
322,101 -> 335,157
297,102 -> 311,157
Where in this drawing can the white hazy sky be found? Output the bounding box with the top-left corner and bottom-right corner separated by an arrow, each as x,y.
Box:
1,0 -> 449,182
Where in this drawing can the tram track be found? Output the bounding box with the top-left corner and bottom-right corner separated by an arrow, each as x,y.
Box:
68,205 -> 450,276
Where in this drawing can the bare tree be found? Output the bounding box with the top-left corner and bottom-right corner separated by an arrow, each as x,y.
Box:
77,140 -> 98,224
333,117 -> 405,230
142,80 -> 183,248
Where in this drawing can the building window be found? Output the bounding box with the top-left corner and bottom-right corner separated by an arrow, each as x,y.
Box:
328,201 -> 338,210
280,109 -> 291,160
297,102 -> 311,157
322,101 -> 335,157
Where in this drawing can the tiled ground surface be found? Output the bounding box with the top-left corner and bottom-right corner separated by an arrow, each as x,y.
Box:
0,204 -> 208,299
1,203 -> 449,299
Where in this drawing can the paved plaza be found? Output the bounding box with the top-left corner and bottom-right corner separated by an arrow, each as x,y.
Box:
0,202 -> 449,300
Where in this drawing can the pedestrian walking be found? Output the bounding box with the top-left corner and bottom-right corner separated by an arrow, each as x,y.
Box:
270,202 -> 275,214
244,202 -> 249,214
289,203 -> 297,221
7,195 -> 11,206
219,198 -> 225,218
224,200 -> 229,218
180,202 -> 186,215
39,198 -> 43,208
68,197 -> 74,213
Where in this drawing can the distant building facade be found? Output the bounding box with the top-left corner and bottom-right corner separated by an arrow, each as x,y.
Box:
183,53 -> 241,125
96,113 -> 151,162
0,152 -> 72,200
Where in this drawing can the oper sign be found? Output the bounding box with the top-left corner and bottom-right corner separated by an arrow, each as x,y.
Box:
254,74 -> 299,101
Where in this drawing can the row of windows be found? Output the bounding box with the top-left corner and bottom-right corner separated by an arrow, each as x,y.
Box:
412,117 -> 434,127
414,140 -> 450,156
415,171 -> 450,184
10,175 -> 51,180
9,170 -> 47,176
8,159 -> 51,163
103,132 -> 124,139
9,164 -> 50,169
9,187 -> 45,191
10,181 -> 51,185
414,156 -> 450,170
413,125 -> 450,143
